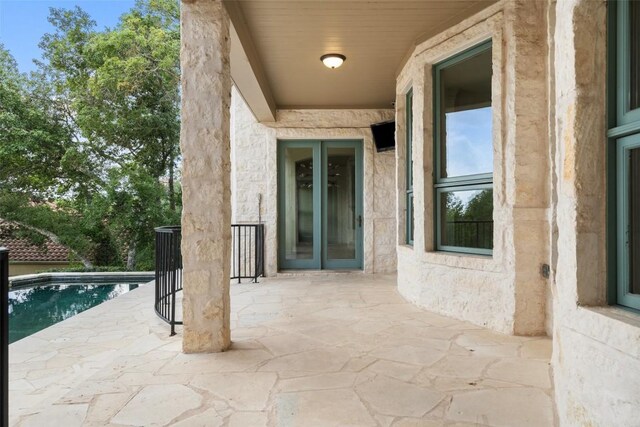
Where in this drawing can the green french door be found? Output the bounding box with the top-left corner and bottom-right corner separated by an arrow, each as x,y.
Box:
278,140 -> 363,270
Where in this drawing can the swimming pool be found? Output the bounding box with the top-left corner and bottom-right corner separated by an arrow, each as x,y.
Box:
8,283 -> 139,343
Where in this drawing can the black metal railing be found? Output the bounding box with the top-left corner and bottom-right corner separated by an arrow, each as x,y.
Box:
1,248 -> 8,427
444,220 -> 494,249
155,227 -> 182,336
154,224 -> 264,334
231,224 -> 265,283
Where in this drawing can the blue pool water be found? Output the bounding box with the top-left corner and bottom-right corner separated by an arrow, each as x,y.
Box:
8,283 -> 138,343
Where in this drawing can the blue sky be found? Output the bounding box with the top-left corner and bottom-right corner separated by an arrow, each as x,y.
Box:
445,107 -> 493,178
444,107 -> 493,205
0,0 -> 135,73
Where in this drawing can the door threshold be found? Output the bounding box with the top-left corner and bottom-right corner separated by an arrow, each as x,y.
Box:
277,269 -> 364,277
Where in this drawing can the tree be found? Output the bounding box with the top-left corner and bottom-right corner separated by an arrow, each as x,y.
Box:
0,44 -> 76,197
39,1 -> 180,209
34,1 -> 181,268
0,0 -> 182,270
99,165 -> 180,270
444,192 -> 465,221
465,189 -> 492,221
442,190 -> 493,249
0,44 -> 98,266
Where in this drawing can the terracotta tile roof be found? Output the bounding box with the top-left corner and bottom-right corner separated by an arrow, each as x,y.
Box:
0,220 -> 70,263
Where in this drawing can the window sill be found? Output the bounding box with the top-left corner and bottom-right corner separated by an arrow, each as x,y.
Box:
397,245 -> 501,272
436,247 -> 492,257
423,250 -> 500,272
581,305 -> 640,329
568,305 -> 640,358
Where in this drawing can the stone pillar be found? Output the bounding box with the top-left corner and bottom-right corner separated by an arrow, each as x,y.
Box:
180,0 -> 232,353
504,0 -> 550,335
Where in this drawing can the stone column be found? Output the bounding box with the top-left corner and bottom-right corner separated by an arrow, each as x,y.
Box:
180,0 -> 232,353
504,0 -> 550,335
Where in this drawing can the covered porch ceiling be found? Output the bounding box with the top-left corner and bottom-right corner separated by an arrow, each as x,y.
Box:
225,0 -> 497,122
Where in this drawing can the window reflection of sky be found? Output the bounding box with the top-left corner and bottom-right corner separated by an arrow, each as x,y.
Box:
445,106 -> 493,179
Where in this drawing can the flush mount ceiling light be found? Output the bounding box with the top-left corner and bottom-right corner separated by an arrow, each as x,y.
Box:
321,53 -> 346,69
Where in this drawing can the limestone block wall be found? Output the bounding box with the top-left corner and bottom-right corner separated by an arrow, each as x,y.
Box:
230,89 -> 271,226
393,0 -> 640,423
551,0 -> 640,425
230,88 -> 396,275
180,0 -> 231,352
395,1 -> 550,335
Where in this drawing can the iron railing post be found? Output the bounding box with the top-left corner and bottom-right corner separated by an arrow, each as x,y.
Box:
259,224 -> 265,279
155,225 -> 264,335
236,226 -> 241,284
230,224 -> 265,283
169,228 -> 180,336
444,220 -> 494,249
253,225 -> 259,283
154,227 -> 183,335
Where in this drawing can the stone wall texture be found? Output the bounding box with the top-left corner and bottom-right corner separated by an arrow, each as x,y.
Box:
395,2 -> 550,336
180,0 -> 232,353
183,0 -> 640,420
394,0 -> 640,425
230,88 -> 396,275
551,0 -> 640,426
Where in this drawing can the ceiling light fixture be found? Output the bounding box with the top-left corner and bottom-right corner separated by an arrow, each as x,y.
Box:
321,53 -> 346,69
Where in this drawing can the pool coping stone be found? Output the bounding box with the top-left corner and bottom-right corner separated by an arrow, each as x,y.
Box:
9,271 -> 155,288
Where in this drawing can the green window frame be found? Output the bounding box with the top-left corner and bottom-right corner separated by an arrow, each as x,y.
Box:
433,40 -> 493,256
608,0 -> 640,311
406,89 -> 414,245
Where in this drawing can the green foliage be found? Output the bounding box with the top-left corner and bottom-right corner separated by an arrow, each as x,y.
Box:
444,190 -> 492,222
443,189 -> 493,249
38,265 -> 131,273
13,229 -> 47,247
444,192 -> 465,221
0,192 -> 95,259
99,165 -> 180,269
465,189 -> 492,220
70,2 -> 180,179
0,44 -> 75,197
0,0 -> 181,271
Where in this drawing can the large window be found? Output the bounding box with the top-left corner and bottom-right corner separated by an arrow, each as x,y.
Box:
609,0 -> 640,311
406,89 -> 414,245
434,41 -> 493,255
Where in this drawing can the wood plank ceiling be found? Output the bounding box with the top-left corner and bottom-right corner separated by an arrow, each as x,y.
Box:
227,0 -> 496,109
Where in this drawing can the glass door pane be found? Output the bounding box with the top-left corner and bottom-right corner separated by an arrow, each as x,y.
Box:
323,141 -> 363,269
326,147 -> 356,260
630,0 -> 640,110
279,143 -> 320,269
284,147 -> 313,260
630,148 -> 640,295
279,140 -> 362,270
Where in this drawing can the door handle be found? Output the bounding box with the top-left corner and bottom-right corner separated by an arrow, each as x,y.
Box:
357,215 -> 362,228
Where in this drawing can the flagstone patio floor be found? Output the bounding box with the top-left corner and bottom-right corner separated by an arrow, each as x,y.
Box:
9,273 -> 555,426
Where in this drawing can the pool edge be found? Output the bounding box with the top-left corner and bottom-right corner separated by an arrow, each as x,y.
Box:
9,272 -> 155,287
